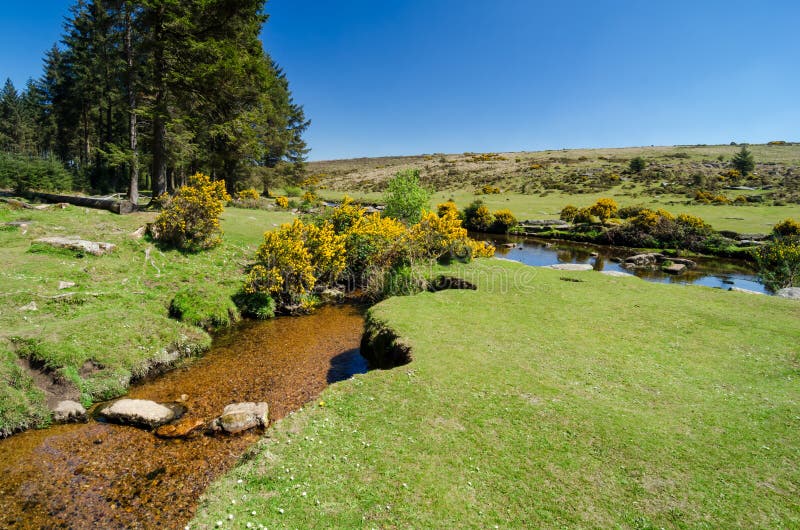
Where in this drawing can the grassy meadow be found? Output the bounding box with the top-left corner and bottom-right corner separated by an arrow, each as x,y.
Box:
0,202 -> 293,435
193,258 -> 800,528
309,144 -> 800,233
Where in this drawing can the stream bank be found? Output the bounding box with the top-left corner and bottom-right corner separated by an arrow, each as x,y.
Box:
0,305 -> 366,529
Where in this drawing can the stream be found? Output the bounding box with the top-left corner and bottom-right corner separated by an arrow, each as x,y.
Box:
0,304 -> 366,529
488,234 -> 768,294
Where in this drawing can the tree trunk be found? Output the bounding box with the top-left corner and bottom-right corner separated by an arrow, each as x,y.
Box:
150,5 -> 167,200
124,3 -> 139,206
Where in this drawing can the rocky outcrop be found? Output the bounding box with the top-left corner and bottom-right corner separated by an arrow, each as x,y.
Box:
662,263 -> 686,274
210,402 -> 269,434
99,399 -> 180,429
52,400 -> 87,423
623,253 -> 696,271
34,237 -> 116,256
776,287 -> 800,300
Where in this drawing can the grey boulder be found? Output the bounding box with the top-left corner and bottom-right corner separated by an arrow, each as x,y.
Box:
99,399 -> 177,428
211,402 -> 269,434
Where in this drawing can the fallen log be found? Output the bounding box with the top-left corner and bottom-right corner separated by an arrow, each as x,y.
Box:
29,192 -> 136,214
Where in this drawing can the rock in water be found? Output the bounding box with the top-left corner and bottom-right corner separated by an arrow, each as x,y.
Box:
100,399 -> 176,428
662,263 -> 686,274
52,400 -> 87,423
155,418 -> 206,438
211,402 -> 269,434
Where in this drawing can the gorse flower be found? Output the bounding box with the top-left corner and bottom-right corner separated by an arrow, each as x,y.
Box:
152,172 -> 231,251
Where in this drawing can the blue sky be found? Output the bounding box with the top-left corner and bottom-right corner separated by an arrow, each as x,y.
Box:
1,1 -> 798,160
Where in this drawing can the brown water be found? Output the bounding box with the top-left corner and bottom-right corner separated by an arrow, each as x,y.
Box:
0,305 -> 366,529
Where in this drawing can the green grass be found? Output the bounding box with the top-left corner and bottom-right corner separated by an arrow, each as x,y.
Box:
0,203 -> 294,432
193,258 -> 800,528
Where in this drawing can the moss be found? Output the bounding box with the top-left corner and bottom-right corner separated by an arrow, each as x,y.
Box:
169,286 -> 240,331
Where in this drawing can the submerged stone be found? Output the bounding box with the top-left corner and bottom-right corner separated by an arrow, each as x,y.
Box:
52,400 -> 87,423
99,399 -> 177,429
211,402 -> 269,434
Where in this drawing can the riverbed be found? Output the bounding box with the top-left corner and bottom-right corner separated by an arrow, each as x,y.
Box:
0,305 -> 366,529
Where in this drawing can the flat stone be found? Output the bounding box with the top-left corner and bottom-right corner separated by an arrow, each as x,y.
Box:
52,400 -> 87,423
100,399 -> 176,429
544,263 -> 594,271
58,281 -> 76,290
34,237 -> 116,256
776,287 -> 800,300
624,253 -> 665,267
211,402 -> 269,434
662,263 -> 686,274
19,301 -> 38,311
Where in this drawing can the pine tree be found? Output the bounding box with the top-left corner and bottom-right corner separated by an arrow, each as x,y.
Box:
731,145 -> 755,176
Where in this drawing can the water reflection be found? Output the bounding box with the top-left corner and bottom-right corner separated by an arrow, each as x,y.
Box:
488,234 -> 768,294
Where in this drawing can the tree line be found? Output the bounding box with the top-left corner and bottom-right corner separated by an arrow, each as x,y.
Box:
0,0 -> 308,203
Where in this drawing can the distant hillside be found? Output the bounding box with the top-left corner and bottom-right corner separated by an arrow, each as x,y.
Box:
308,144 -> 800,204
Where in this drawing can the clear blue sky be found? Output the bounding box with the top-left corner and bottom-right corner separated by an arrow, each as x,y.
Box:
1,1 -> 798,161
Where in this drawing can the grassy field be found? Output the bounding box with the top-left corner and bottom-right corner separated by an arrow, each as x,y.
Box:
0,202 -> 293,435
309,144 -> 800,233
193,258 -> 800,529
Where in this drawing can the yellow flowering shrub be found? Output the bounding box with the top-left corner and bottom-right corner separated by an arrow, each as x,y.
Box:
407,209 -> 468,259
587,198 -> 618,221
676,213 -> 711,232
245,218 -> 345,303
275,196 -> 289,209
773,218 -> 800,238
328,196 -> 366,234
302,190 -> 318,204
755,237 -> 800,290
152,172 -> 231,251
436,200 -> 459,218
236,188 -> 260,200
491,209 -> 518,232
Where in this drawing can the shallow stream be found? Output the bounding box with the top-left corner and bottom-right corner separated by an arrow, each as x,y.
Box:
0,305 -> 366,529
489,234 -> 768,293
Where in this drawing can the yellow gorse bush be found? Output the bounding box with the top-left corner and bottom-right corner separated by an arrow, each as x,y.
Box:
275,196 -> 289,209
245,218 -> 346,302
152,172 -> 231,250
406,209 -> 468,260
236,188 -> 260,200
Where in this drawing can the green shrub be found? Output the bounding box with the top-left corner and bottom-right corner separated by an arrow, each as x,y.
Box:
284,185 -> 303,197
383,169 -> 431,224
0,152 -> 73,193
629,156 -> 646,173
232,291 -> 277,320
